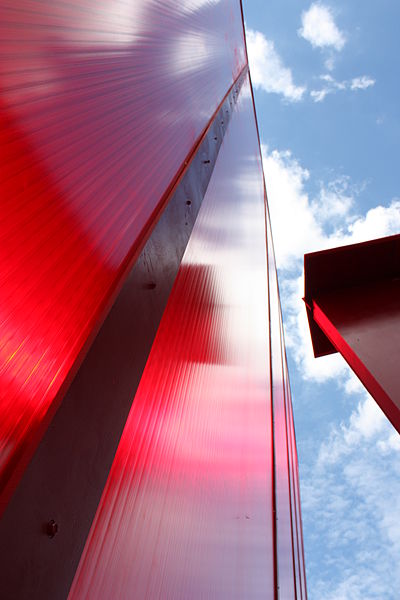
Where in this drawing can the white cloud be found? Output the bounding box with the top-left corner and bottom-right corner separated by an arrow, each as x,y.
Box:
302,392 -> 400,599
351,75 -> 376,90
346,200 -> 400,241
257,15 -> 396,595
262,145 -> 400,383
261,146 -> 397,271
324,55 -> 336,71
313,177 -> 354,220
263,148 -> 321,266
310,73 -> 375,102
299,3 -> 346,51
320,73 -> 346,89
377,431 -> 400,454
246,29 -> 306,102
281,271 -> 348,383
310,88 -> 331,102
344,395 -> 387,445
246,26 -> 375,105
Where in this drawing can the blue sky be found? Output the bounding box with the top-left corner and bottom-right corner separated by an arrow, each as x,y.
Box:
242,2 -> 400,598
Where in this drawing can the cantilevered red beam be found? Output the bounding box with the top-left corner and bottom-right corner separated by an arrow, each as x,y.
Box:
304,234 -> 400,433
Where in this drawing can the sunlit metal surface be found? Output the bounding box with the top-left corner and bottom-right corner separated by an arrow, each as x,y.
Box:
0,76 -> 247,600
0,0 -> 246,507
69,75 -> 277,599
267,211 -> 307,599
1,3 -> 308,596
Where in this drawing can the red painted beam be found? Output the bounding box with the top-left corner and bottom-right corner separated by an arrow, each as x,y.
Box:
305,234 -> 400,434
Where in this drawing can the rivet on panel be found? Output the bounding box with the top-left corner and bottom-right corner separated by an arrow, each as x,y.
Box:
46,520 -> 58,539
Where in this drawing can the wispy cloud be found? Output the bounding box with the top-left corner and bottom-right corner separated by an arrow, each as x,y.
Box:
302,392 -> 400,599
299,3 -> 346,51
310,88 -> 330,102
311,73 -> 376,102
350,75 -> 376,90
262,147 -> 400,596
246,29 -> 306,102
261,145 -> 400,383
246,27 -> 375,105
255,7 -> 398,599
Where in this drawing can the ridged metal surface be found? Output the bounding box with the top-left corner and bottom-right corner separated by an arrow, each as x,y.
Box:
0,75 -> 246,600
0,0 -> 246,507
69,74 -> 276,599
266,210 -> 307,599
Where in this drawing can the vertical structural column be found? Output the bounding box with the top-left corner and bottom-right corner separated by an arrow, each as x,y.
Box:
305,234 -> 400,436
69,74 -> 277,600
266,208 -> 307,599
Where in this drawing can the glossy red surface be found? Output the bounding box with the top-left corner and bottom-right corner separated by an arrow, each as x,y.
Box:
0,0 -> 246,507
305,234 -> 400,434
69,75 -> 277,599
304,233 -> 400,358
312,282 -> 400,434
266,210 -> 307,599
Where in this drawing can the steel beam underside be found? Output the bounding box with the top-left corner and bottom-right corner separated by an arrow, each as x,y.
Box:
305,234 -> 400,434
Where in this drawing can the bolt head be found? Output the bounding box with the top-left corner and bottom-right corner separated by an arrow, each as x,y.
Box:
46,519 -> 58,538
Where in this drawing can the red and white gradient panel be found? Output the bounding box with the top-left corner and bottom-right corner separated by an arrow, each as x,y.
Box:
69,75 -> 276,599
0,0 -> 246,507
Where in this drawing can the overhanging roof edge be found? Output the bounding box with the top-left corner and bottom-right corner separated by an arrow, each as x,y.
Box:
304,232 -> 400,357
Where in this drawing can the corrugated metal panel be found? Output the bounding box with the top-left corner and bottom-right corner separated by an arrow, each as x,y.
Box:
0,76 -> 246,600
282,327 -> 307,599
266,211 -> 297,598
265,202 -> 307,598
304,234 -> 400,433
0,0 -> 246,507
69,73 -> 275,599
285,370 -> 307,600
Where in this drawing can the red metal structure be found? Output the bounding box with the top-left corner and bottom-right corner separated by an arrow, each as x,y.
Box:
305,234 -> 400,435
0,2 -> 306,598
